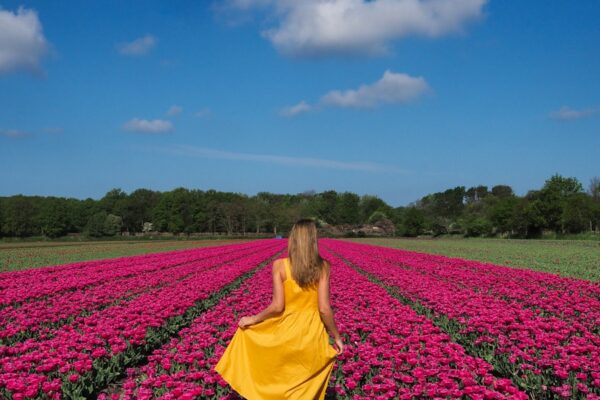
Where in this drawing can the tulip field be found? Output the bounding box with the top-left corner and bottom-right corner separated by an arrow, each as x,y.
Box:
0,240 -> 244,272
347,238 -> 600,281
0,240 -> 598,399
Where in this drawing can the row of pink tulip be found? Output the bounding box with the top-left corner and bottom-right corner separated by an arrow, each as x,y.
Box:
0,240 -> 275,306
0,241 -> 285,399
335,240 -> 600,298
320,248 -> 526,400
0,241 -> 280,344
105,248 -> 525,400
100,256 -> 282,400
322,239 -> 600,399
0,240 -> 255,286
327,240 -> 600,333
0,240 -> 271,285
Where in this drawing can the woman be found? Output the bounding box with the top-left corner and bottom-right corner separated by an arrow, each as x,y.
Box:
214,219 -> 344,400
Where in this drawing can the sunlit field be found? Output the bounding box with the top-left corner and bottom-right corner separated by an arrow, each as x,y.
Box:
346,237 -> 600,281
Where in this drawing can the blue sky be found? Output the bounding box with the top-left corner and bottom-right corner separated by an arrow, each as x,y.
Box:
1,0 -> 598,206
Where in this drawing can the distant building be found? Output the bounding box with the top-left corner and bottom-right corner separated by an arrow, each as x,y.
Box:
142,222 -> 154,233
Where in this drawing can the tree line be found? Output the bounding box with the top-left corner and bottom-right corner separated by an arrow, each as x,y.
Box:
0,174 -> 598,239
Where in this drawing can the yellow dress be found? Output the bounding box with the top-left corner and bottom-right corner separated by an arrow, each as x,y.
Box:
214,257 -> 338,400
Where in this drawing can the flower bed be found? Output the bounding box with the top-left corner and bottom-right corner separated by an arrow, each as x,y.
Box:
323,239 -> 600,398
0,241 -> 285,399
108,248 -> 524,400
0,241 -> 277,345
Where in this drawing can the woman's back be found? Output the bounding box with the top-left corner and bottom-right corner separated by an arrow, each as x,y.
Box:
282,257 -> 320,313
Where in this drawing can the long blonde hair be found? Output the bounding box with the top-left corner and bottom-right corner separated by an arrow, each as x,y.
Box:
288,219 -> 327,290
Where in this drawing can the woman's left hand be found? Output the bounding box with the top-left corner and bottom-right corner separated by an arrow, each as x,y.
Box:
238,316 -> 256,328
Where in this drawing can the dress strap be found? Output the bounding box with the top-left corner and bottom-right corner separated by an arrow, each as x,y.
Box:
283,257 -> 292,282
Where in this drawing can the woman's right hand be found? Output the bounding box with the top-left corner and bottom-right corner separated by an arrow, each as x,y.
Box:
333,336 -> 344,354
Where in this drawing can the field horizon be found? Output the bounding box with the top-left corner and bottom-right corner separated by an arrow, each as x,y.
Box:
2,236 -> 598,281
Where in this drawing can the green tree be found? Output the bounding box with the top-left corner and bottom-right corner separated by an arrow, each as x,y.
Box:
248,195 -> 269,234
218,193 -> 249,235
590,177 -> 600,232
0,198 -> 5,238
402,207 -> 425,237
491,185 -> 514,198
589,177 -> 600,200
1,172 -> 596,239
103,214 -> 123,236
70,198 -> 100,233
463,216 -> 493,237
316,190 -> 340,224
465,185 -> 489,205
561,193 -> 593,233
488,196 -> 519,235
592,201 -> 600,232
84,211 -> 108,237
83,211 -> 122,237
510,195 -> 545,238
122,189 -> 160,233
100,188 -> 127,216
3,195 -> 37,237
367,210 -> 388,224
39,198 -> 69,238
336,192 -> 361,224
359,195 -> 390,223
420,186 -> 466,218
539,174 -> 584,233
151,188 -> 194,234
417,186 -> 465,235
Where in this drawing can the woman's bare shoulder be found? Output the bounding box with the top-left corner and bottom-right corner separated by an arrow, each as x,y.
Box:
272,258 -> 283,270
272,258 -> 287,275
273,257 -> 287,266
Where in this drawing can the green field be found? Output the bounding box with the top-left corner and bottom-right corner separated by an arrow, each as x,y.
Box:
346,237 -> 600,281
0,239 -> 245,272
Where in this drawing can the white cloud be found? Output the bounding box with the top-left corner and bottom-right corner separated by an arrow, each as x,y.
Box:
280,101 -> 312,117
0,129 -> 30,138
158,144 -> 409,173
123,118 -> 173,133
223,0 -> 487,57
281,70 -> 429,115
194,108 -> 212,118
166,105 -> 183,116
0,6 -> 49,74
550,106 -> 600,121
321,70 -> 429,108
116,34 -> 156,56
